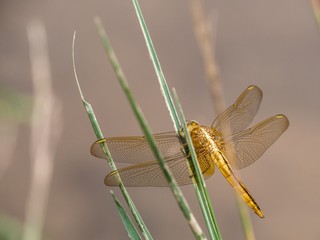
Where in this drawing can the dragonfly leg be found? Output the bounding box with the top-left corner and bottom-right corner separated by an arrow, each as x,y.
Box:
187,157 -> 211,178
187,166 -> 209,179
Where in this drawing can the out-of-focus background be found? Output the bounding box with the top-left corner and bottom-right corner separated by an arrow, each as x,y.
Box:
1,0 -> 319,239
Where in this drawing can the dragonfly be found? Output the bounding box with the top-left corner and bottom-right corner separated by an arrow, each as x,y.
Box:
90,85 -> 289,218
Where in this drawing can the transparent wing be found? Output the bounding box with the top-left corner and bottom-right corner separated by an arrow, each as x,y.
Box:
212,85 -> 263,136
104,156 -> 211,187
222,114 -> 289,169
90,132 -> 183,163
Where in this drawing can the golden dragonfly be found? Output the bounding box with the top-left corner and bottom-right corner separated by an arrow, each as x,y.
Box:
90,85 -> 289,218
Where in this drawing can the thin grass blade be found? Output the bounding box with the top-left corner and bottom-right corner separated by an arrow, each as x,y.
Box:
131,0 -> 221,239
131,0 -> 180,131
173,89 -> 222,240
110,191 -> 141,240
72,32 -> 151,240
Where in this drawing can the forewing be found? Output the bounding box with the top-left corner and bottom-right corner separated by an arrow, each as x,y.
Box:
90,132 -> 183,163
104,156 -> 210,187
212,85 -> 263,136
222,114 -> 289,169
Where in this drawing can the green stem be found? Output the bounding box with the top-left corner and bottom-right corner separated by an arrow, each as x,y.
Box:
131,0 -> 222,239
110,191 -> 141,240
131,0 -> 180,131
173,89 -> 222,240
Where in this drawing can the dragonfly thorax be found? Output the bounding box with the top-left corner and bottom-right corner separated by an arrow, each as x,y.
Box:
185,121 -> 222,152
202,126 -> 224,150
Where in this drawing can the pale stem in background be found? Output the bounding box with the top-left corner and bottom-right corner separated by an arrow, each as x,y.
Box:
23,20 -> 63,240
190,0 -> 225,114
312,0 -> 320,29
190,1 -> 256,240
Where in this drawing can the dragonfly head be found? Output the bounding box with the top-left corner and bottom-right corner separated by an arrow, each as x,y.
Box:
187,120 -> 200,129
178,120 -> 200,138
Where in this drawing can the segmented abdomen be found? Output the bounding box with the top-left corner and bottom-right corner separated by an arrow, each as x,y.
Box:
213,151 -> 264,218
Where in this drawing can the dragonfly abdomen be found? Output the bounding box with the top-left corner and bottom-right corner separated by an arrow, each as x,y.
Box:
233,180 -> 264,217
214,151 -> 264,218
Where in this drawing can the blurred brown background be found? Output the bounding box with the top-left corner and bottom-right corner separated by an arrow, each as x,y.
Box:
1,0 -> 319,239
